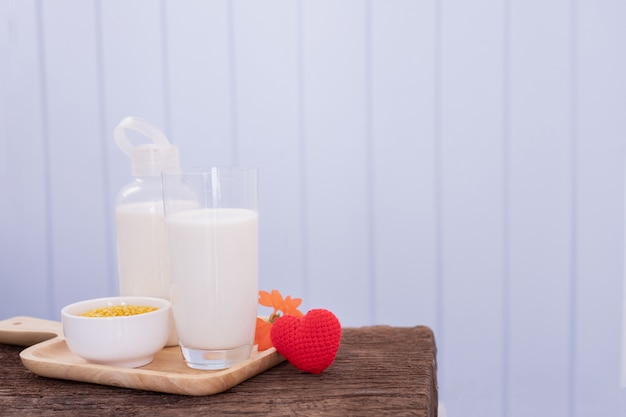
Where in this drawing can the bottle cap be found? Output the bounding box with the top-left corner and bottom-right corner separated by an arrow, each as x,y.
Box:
114,117 -> 180,177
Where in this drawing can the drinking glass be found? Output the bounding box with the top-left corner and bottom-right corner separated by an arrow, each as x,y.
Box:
162,167 -> 258,370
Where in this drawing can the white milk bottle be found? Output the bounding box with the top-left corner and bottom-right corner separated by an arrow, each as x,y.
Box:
114,117 -> 180,346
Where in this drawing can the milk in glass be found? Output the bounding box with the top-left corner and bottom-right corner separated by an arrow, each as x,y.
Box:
166,207 -> 259,350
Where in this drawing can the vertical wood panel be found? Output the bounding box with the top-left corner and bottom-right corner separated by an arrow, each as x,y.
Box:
231,1 -> 306,302
575,0 -> 626,415
165,0 -> 233,167
439,1 -> 506,415
369,0 -> 438,327
100,0 -> 168,214
508,0 -> 574,415
302,0 -> 370,325
0,0 -> 50,319
41,0 -> 112,315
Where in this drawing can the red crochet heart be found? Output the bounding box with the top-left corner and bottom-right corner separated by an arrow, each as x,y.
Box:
270,309 -> 341,374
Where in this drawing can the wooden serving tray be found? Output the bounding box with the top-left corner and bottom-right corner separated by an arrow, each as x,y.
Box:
0,316 -> 284,396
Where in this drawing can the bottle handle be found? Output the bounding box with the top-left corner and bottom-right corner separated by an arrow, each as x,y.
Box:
114,116 -> 170,155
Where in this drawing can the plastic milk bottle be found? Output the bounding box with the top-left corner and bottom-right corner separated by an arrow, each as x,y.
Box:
114,117 -> 180,346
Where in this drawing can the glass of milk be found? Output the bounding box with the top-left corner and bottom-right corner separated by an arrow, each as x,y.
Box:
162,167 -> 259,370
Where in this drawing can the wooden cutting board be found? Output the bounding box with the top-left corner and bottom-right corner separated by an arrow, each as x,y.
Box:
0,316 -> 284,396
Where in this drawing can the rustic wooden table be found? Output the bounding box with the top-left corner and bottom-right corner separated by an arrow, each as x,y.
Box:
0,325 -> 437,416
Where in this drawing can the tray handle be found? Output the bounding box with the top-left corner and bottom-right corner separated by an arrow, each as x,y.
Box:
0,316 -> 63,346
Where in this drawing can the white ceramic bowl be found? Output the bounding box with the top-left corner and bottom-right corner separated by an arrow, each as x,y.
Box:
61,296 -> 171,368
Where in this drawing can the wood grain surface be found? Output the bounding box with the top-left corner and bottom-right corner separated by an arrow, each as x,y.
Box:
19,337 -> 285,396
0,326 -> 437,416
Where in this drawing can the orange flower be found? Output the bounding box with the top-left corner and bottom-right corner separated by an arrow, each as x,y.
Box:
283,295 -> 304,318
254,290 -> 304,351
254,317 -> 274,351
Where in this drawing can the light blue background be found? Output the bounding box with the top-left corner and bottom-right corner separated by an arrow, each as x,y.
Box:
1,1 -> 625,416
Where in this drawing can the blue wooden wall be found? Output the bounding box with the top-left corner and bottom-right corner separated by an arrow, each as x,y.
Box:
1,1 -> 626,416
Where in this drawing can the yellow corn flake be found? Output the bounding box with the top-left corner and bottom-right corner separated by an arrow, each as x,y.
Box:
79,305 -> 158,318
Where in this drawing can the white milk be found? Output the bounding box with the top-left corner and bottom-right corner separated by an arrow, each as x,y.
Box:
116,201 -> 182,346
166,208 -> 259,350
116,202 -> 169,298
